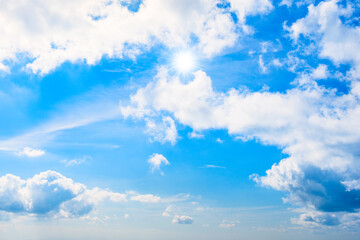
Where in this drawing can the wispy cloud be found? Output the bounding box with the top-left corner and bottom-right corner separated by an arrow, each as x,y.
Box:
0,86 -> 122,155
148,153 -> 170,175
202,165 -> 226,169
61,156 -> 91,167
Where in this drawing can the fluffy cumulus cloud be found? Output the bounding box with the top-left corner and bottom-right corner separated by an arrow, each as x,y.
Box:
172,215 -> 193,224
0,0 -> 274,74
121,64 -> 360,227
0,171 -> 161,218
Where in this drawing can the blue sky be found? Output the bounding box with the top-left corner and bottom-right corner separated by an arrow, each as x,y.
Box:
0,0 -> 360,239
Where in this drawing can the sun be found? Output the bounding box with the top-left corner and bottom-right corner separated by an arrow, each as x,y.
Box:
173,51 -> 195,74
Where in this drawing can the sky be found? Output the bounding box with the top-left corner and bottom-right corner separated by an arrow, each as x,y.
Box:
0,0 -> 360,239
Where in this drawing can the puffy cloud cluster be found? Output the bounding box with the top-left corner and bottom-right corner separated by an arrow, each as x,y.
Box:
0,171 -> 160,218
289,0 -> 360,77
0,0 -> 274,74
121,66 -> 360,226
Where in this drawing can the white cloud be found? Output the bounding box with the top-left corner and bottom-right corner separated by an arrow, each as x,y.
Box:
259,55 -> 267,73
219,222 -> 236,228
130,194 -> 161,203
0,0 -> 274,74
0,171 -> 85,215
229,0 -> 273,23
203,165 -> 226,169
279,0 -> 293,7
271,58 -> 283,67
172,215 -> 193,224
162,205 -> 173,217
188,131 -> 204,139
342,179 -> 360,191
61,155 -> 91,166
145,116 -> 178,145
121,67 -> 360,226
310,64 -> 329,80
288,0 -> 360,76
16,147 -> 45,157
291,211 -> 340,227
0,85 -> 122,154
0,171 -> 168,218
148,153 -> 170,174
219,219 -> 239,228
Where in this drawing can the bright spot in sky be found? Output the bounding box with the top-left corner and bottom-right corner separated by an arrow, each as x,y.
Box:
173,51 -> 195,73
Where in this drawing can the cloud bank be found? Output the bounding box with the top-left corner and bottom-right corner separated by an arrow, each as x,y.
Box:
0,0 -> 273,74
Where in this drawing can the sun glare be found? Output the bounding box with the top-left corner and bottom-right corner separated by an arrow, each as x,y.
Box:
173,51 -> 195,73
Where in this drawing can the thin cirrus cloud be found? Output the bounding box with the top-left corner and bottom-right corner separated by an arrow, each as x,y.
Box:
0,0 -> 274,75
61,155 -> 91,166
202,165 -> 226,169
0,86 -> 122,155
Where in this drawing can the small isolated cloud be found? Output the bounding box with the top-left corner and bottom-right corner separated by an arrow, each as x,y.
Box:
148,153 -> 170,175
259,55 -> 267,73
202,165 -> 226,169
271,58 -> 283,67
172,215 -> 193,224
161,193 -> 191,204
219,220 -> 238,229
61,156 -> 91,166
162,205 -> 172,217
16,147 -> 45,157
216,138 -> 224,143
188,131 -> 204,139
124,213 -> 130,219
130,194 -> 161,203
